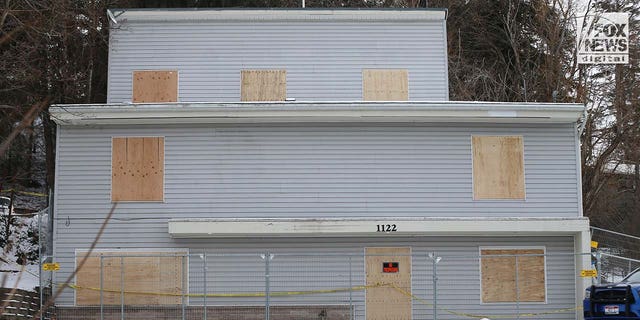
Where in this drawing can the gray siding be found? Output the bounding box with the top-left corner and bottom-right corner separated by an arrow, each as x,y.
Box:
53,122 -> 580,315
107,21 -> 448,103
54,235 -> 577,320
55,123 -> 580,219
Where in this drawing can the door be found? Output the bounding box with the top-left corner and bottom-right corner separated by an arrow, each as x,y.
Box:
365,247 -> 412,320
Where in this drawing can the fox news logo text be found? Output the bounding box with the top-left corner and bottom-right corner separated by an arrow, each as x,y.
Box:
577,13 -> 629,64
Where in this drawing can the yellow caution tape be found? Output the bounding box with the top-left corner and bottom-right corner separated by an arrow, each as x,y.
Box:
60,283 -> 381,298
61,282 -> 581,319
0,189 -> 48,197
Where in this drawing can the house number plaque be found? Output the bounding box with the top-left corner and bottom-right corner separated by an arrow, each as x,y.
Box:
376,224 -> 397,232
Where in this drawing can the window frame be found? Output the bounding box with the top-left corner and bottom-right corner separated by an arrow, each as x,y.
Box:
74,248 -> 189,306
131,70 -> 179,103
110,136 -> 166,202
471,135 -> 526,201
240,69 -> 287,101
361,69 -> 409,101
478,245 -> 548,304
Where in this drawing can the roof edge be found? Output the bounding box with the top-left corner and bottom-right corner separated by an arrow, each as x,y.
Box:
50,101 -> 585,126
168,217 -> 590,238
107,8 -> 447,24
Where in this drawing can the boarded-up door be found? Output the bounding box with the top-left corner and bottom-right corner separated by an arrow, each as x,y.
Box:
366,247 -> 411,320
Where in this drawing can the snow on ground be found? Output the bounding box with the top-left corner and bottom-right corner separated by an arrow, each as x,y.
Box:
1,209 -> 49,292
1,264 -> 40,291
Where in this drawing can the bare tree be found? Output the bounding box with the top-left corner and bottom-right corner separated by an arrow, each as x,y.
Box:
580,0 -> 640,232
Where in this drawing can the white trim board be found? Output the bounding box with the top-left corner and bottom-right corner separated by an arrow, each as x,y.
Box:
50,101 -> 585,126
108,9 -> 447,23
168,217 -> 589,238
478,246 -> 548,305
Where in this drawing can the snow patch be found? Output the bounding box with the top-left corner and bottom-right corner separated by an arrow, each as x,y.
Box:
1,264 -> 40,291
1,208 -> 49,291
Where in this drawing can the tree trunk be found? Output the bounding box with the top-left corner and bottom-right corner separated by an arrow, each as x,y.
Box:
43,111 -> 55,190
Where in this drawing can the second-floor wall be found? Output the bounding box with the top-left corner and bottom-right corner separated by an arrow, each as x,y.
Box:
107,9 -> 448,103
55,122 -> 581,219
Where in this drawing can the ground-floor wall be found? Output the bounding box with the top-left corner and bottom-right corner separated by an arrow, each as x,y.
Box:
53,234 -> 579,320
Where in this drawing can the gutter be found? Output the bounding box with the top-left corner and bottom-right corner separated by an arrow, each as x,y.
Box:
106,8 -> 447,23
50,101 -> 585,126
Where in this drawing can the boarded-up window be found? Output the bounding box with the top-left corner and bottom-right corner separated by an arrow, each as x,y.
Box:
75,251 -> 186,306
362,69 -> 408,101
480,248 -> 546,303
111,137 -> 164,202
132,70 -> 178,103
240,70 -> 287,101
472,136 -> 525,200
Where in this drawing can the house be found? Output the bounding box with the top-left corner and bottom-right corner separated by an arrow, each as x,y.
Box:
49,8 -> 590,320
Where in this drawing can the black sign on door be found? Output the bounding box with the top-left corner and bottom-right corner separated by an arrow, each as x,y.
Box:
382,262 -> 399,273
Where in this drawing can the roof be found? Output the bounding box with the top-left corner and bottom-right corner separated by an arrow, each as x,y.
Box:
107,8 -> 447,24
50,101 -> 584,125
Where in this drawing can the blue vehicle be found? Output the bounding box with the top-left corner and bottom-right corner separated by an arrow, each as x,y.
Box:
584,269 -> 640,319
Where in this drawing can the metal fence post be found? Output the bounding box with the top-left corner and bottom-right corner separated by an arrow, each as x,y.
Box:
433,256 -> 437,320
182,255 -> 186,320
37,208 -> 43,320
100,255 -> 104,320
349,256 -> 353,320
515,255 -> 520,320
203,253 -> 207,320
428,252 -> 440,320
264,252 -> 272,320
596,250 -> 603,284
120,256 -> 125,320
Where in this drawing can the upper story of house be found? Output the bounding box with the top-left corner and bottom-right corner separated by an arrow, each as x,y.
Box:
106,9 -> 449,103
50,9 -> 585,221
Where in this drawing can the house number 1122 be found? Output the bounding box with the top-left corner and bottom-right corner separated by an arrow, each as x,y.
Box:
376,224 -> 397,232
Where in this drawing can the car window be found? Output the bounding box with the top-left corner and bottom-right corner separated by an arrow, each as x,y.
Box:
623,269 -> 640,282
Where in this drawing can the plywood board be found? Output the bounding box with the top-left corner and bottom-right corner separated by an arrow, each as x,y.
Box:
472,136 -> 525,200
111,137 -> 164,202
366,247 -> 411,320
481,249 -> 545,303
480,249 -> 517,303
362,69 -> 409,101
240,70 -> 286,101
132,70 -> 178,103
516,249 -> 546,302
76,252 -> 185,306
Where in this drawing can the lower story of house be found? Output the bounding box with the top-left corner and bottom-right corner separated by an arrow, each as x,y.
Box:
52,218 -> 590,320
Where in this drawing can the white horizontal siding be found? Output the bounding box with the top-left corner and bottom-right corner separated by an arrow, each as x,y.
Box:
53,122 -> 580,315
54,123 -> 580,219
54,235 -> 576,320
107,21 -> 448,102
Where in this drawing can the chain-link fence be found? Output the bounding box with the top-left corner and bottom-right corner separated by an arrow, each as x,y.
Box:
52,250 -> 586,320
591,226 -> 640,284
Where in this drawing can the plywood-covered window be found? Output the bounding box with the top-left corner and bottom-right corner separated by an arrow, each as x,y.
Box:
480,248 -> 546,303
111,137 -> 164,202
472,136 -> 525,200
132,70 -> 178,103
240,70 -> 287,101
362,69 -> 409,101
75,250 -> 186,306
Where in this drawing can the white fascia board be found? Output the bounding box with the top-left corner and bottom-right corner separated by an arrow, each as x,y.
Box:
168,217 -> 590,238
109,9 -> 446,24
50,101 -> 585,126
